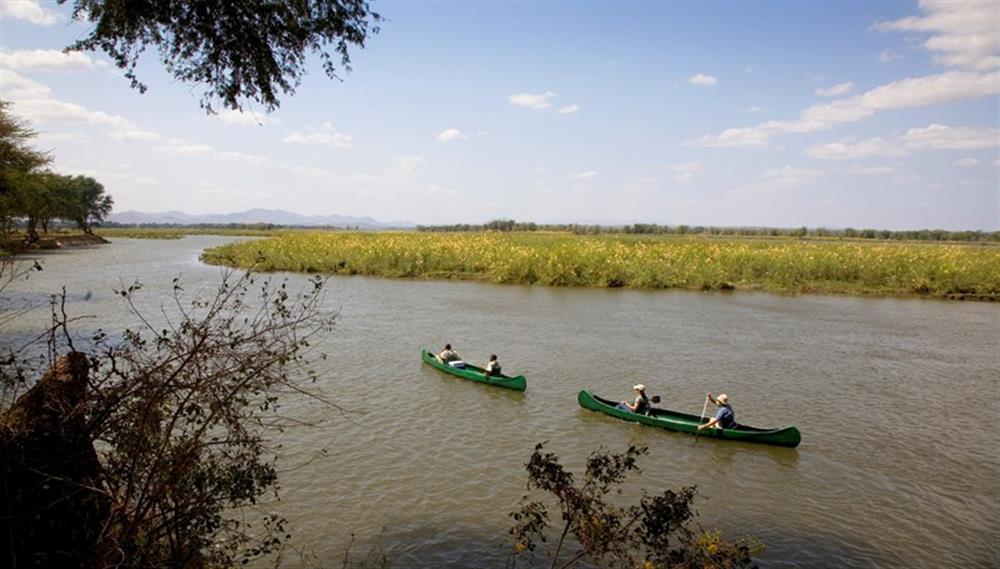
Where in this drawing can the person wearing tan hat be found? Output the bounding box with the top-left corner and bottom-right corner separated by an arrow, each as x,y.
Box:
616,384 -> 651,414
698,392 -> 735,430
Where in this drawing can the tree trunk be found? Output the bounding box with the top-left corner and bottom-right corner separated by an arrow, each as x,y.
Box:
0,353 -> 110,568
25,217 -> 38,243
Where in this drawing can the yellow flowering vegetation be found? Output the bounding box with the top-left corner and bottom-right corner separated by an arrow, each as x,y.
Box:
201,232 -> 1000,299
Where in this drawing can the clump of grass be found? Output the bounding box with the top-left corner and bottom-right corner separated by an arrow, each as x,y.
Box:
201,232 -> 1000,300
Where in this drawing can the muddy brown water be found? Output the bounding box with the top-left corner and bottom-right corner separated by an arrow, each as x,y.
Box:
1,236 -> 997,568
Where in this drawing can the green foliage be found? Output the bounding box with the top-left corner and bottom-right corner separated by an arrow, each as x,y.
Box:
0,101 -> 50,197
509,443 -> 759,569
61,0 -> 381,112
201,231 -> 1000,300
0,104 -> 113,241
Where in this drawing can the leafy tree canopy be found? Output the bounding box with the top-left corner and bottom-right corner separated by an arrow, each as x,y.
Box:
61,0 -> 381,113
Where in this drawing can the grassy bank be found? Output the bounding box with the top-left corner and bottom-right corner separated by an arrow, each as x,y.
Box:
200,231 -> 1000,299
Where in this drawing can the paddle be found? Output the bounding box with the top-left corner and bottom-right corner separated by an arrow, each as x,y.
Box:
693,394 -> 710,443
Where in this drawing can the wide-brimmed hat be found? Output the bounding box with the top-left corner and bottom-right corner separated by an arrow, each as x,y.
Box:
633,384 -> 646,391
716,393 -> 729,404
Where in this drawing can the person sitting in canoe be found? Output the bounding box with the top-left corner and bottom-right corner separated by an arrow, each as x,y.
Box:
436,344 -> 465,368
484,354 -> 501,377
698,392 -> 735,431
616,384 -> 650,414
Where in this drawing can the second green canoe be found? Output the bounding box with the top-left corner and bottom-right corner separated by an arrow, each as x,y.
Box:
578,390 -> 801,447
421,349 -> 527,391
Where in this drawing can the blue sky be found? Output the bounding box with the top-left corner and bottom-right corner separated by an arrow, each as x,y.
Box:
1,0 -> 997,229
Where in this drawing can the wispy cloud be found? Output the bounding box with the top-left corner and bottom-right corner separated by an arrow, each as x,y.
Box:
878,48 -> 903,63
557,104 -> 580,115
815,81 -> 854,97
873,1 -> 999,71
693,71 -> 999,148
688,73 -> 718,86
0,69 -> 159,140
807,123 -> 999,160
282,123 -> 353,147
0,0 -> 59,26
953,157 -> 979,167
746,106 -> 764,113
1,49 -> 94,72
436,128 -> 467,142
845,166 -> 894,175
572,170 -> 597,180
666,162 -> 702,182
213,109 -> 280,126
157,138 -> 268,165
508,91 -> 557,110
734,166 -> 823,195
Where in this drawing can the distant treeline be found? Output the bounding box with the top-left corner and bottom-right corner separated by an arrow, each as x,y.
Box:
417,220 -> 1000,242
102,222 -> 363,231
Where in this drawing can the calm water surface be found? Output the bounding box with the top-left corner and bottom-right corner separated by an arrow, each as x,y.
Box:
2,237 -> 998,568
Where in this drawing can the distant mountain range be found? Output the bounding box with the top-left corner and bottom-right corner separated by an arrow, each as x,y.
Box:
108,209 -> 415,228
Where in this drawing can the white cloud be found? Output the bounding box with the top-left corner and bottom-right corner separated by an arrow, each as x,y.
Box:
735,166 -> 823,195
214,109 -> 280,126
815,81 -> 854,97
282,122 -> 353,147
807,138 -> 905,160
693,70 -> 999,147
573,170 -> 597,179
874,1 -> 1000,71
557,104 -> 580,115
0,0 -> 59,25
666,162 -> 702,182
808,124 -> 999,160
0,69 -> 161,141
892,174 -> 920,185
746,106 -> 763,113
389,156 -> 425,179
688,73 -> 718,86
878,48 -> 903,63
157,138 -> 267,166
436,128 -> 467,142
109,129 -> 160,141
1,49 -> 94,72
901,123 -> 999,150
953,157 -> 979,167
508,91 -> 557,110
845,166 -> 894,175
743,65 -> 754,73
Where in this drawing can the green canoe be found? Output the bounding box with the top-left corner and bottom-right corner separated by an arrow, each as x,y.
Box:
421,349 -> 527,391
578,390 -> 801,448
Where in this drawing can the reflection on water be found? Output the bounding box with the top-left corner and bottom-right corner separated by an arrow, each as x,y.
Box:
1,236 -> 997,568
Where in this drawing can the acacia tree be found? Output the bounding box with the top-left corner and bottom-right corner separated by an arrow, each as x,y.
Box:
509,443 -> 761,569
61,0 -> 381,112
0,101 -> 50,197
65,175 -> 114,234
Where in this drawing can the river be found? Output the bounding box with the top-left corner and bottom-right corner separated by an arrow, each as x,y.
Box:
1,236 -> 997,568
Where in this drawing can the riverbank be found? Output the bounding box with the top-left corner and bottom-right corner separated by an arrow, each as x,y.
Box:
200,231 -> 1000,300
1,233 -> 109,254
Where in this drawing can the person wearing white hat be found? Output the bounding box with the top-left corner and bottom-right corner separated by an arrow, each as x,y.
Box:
616,384 -> 651,414
698,392 -> 735,431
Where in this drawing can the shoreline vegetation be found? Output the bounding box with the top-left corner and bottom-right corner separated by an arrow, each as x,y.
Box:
199,231 -> 1000,301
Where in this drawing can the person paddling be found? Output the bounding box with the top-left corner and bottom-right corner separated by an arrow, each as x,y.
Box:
617,384 -> 650,414
436,344 -> 465,368
484,354 -> 502,377
698,392 -> 735,430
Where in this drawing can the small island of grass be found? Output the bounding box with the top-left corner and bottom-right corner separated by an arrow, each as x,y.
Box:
200,231 -> 1000,300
